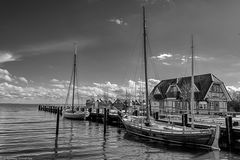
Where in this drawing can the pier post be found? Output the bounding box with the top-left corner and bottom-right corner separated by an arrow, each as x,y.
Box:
104,108 -> 107,134
155,112 -> 159,120
56,108 -> 60,136
225,116 -> 233,149
60,107 -> 63,115
182,114 -> 188,126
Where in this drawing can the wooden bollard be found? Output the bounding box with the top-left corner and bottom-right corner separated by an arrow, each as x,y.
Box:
155,112 -> 159,120
225,116 -> 233,149
56,108 -> 60,136
60,107 -> 63,115
104,108 -> 107,134
182,113 -> 188,126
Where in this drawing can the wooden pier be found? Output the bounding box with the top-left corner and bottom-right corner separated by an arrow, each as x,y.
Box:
38,104 -> 123,127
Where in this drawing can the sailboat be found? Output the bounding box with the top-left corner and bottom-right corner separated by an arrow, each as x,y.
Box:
62,45 -> 89,120
121,6 -> 220,150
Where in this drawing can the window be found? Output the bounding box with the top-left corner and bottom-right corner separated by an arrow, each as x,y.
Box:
211,84 -> 222,93
210,102 -> 214,110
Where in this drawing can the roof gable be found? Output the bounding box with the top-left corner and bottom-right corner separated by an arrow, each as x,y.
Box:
151,73 -> 215,101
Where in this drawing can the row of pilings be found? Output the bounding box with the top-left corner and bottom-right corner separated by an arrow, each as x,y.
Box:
38,104 -> 240,151
38,104 -> 123,127
38,105 -> 63,115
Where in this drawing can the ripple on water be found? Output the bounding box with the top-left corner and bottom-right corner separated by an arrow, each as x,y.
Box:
1,104 -> 240,160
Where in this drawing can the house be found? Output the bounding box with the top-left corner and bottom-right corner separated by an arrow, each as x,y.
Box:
150,73 -> 232,115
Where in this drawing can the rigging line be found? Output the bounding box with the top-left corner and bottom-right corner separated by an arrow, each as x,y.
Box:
133,36 -> 142,84
121,13 -> 143,89
65,64 -> 74,106
146,34 -> 160,80
75,65 -> 80,106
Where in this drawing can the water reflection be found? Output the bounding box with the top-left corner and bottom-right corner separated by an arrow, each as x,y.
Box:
123,133 -> 220,160
1,104 -> 240,160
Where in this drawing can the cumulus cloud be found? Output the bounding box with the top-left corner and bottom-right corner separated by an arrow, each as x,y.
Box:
226,86 -> 240,92
52,84 -> 65,89
0,68 -> 12,82
109,18 -> 128,26
0,75 -> 161,103
151,53 -> 214,65
151,53 -> 173,60
50,79 -> 59,83
162,62 -> 171,65
93,81 -> 118,89
193,56 -> 214,62
50,78 -> 70,88
0,52 -> 20,64
19,77 -> 28,84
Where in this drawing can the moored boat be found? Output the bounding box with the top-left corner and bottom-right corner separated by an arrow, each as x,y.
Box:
62,45 -> 89,120
121,6 -> 220,150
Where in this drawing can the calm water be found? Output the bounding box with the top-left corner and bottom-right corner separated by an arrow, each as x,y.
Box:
0,104 -> 240,160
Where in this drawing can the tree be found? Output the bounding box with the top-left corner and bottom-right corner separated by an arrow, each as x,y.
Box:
227,100 -> 240,112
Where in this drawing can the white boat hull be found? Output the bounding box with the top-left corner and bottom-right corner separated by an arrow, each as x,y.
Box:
63,111 -> 89,120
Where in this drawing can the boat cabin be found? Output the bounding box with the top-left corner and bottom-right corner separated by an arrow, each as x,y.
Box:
150,73 -> 232,115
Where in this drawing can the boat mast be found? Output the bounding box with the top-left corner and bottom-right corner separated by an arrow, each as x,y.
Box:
143,6 -> 150,124
190,35 -> 194,128
72,45 -> 77,111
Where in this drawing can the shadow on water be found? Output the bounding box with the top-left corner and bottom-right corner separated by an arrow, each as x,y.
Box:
123,132 -> 220,160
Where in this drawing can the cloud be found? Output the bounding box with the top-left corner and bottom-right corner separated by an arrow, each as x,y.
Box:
193,56 -> 214,62
50,78 -> 70,88
151,53 -> 172,60
151,53 -> 214,65
93,81 -> 118,89
0,75 -> 160,103
0,68 -> 32,85
19,77 -> 28,84
17,39 -> 97,55
0,52 -> 20,64
50,79 -> 59,83
162,62 -> 171,65
226,86 -> 240,92
109,18 -> 128,26
0,68 -> 13,82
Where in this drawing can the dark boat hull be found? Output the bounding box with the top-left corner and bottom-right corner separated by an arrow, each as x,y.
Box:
122,119 -> 219,150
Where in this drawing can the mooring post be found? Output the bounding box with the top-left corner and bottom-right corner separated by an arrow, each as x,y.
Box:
155,112 -> 159,121
104,108 -> 107,134
182,113 -> 188,126
225,116 -> 233,149
56,108 -> 60,136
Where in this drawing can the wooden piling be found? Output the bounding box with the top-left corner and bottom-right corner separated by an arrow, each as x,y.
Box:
225,116 -> 233,149
155,112 -> 159,120
56,108 -> 60,136
182,113 -> 188,126
104,108 -> 107,134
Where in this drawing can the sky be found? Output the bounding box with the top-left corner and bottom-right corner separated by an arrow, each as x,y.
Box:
0,0 -> 240,104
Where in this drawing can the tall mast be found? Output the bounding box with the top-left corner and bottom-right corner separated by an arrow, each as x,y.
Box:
72,45 -> 77,111
190,35 -> 194,128
143,6 -> 150,124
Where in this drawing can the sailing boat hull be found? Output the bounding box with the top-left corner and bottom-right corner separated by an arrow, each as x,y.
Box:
122,116 -> 219,150
63,111 -> 89,120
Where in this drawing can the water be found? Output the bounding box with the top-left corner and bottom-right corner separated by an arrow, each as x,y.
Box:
0,104 -> 240,160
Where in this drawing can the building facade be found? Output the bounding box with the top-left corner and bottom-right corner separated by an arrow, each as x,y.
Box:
150,73 -> 232,115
